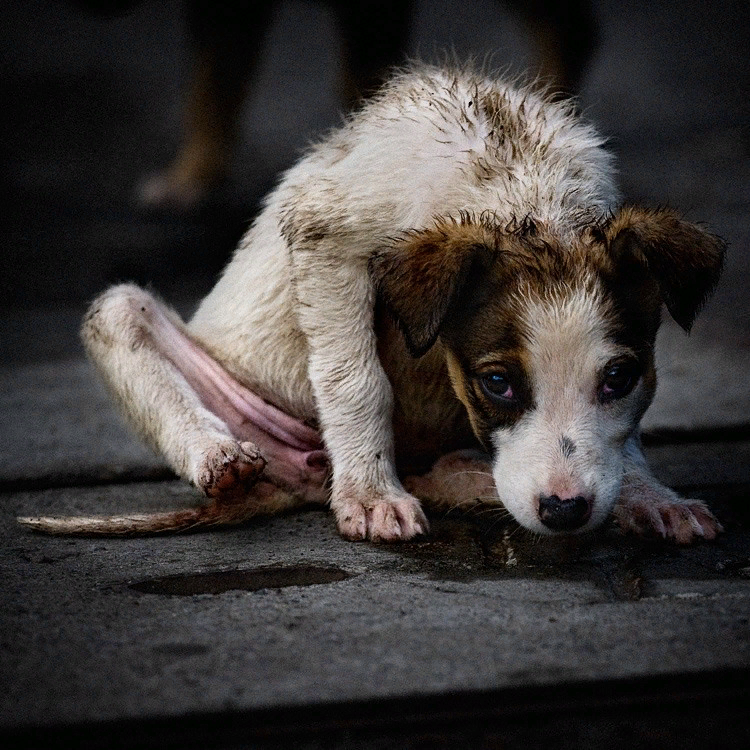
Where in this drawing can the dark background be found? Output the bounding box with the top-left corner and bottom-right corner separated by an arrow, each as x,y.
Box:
2,0 -> 749,362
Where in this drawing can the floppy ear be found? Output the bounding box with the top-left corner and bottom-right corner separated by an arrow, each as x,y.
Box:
605,206 -> 726,331
369,220 -> 496,357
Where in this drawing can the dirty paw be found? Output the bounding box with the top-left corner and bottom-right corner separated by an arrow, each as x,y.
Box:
333,489 -> 429,542
197,441 -> 267,500
615,494 -> 722,544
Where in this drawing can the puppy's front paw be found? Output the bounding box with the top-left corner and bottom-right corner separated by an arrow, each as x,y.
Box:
615,483 -> 722,544
197,441 -> 267,500
332,488 -> 429,543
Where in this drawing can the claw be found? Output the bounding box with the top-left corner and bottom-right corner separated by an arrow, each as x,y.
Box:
333,488 -> 429,543
616,484 -> 721,545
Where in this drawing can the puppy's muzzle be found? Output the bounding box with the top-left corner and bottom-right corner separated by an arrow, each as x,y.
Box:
538,494 -> 592,531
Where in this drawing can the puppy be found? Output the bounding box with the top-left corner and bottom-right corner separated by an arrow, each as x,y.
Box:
20,64 -> 725,543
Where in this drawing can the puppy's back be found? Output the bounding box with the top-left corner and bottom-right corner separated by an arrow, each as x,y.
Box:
290,64 -> 618,233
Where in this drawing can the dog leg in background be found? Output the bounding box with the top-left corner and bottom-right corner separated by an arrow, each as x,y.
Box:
287,225 -> 429,542
512,0 -> 597,94
139,1 -> 274,209
18,284 -> 328,535
614,435 -> 722,544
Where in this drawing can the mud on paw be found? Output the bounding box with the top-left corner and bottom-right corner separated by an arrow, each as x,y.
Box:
198,441 -> 267,500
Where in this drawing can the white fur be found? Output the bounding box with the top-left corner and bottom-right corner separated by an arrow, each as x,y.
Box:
491,286 -> 635,534
19,64 -> 721,543
187,66 -> 619,538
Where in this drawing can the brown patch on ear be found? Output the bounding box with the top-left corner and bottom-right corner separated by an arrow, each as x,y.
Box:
604,206 -> 726,332
369,218 -> 497,356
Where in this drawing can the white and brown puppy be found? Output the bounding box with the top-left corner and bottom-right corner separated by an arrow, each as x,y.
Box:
20,65 -> 725,543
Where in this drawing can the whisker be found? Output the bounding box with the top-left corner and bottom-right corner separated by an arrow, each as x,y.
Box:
526,527 -> 545,545
466,506 -> 499,517
469,502 -> 509,517
437,496 -> 490,518
483,513 -> 511,536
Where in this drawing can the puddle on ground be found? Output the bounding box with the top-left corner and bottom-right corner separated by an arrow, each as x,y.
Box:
130,564 -> 352,596
390,514 -> 625,586
126,488 -> 748,601
385,486 -> 750,599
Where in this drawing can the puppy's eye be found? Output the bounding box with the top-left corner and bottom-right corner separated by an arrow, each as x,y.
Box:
480,373 -> 515,402
599,360 -> 640,403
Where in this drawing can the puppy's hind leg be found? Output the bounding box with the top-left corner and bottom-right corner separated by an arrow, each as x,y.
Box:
19,284 -> 293,534
83,284 -> 268,494
403,451 -> 497,514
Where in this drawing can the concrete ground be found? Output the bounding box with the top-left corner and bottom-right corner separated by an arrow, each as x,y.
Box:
1,1 -> 749,747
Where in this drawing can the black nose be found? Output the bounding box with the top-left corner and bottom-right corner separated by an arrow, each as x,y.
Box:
538,494 -> 591,531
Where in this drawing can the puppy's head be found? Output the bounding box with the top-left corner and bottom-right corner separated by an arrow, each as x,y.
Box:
371,207 -> 725,534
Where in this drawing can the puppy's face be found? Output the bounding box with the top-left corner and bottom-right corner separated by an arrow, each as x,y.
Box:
440,252 -> 657,534
371,207 -> 725,534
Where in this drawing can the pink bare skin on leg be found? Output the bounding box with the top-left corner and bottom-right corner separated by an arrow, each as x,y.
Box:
144,302 -> 329,503
18,292 -> 330,535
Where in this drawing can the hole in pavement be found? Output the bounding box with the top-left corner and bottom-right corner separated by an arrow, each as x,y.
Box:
130,564 -> 352,596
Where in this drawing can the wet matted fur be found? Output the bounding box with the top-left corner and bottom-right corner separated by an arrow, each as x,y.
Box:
20,64 -> 725,543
